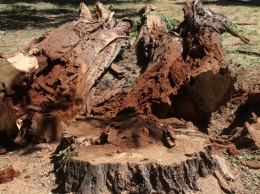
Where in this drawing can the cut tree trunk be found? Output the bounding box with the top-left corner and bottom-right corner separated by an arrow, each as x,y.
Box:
52,117 -> 218,194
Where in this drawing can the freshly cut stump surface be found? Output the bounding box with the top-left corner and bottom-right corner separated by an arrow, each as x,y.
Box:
53,117 -> 217,194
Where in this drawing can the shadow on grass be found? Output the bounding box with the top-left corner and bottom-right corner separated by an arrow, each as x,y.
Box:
112,7 -> 140,18
236,50 -> 260,57
0,0 -> 149,31
0,0 -> 153,6
0,4 -> 78,31
0,0 -> 94,5
173,0 -> 260,6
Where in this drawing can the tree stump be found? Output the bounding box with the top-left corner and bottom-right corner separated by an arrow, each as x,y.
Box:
52,117 -> 218,193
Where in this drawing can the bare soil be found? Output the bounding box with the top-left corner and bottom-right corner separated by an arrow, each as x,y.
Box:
0,143 -> 58,194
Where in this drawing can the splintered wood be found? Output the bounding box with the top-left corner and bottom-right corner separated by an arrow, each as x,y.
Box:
0,1 -> 250,144
229,114 -> 260,150
0,3 -> 132,142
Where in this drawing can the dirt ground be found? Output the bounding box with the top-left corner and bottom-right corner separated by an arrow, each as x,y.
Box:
0,0 -> 259,193
0,143 -> 58,194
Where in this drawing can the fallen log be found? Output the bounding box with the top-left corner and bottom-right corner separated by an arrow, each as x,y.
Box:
0,1 -> 248,143
241,161 -> 260,169
0,3 -> 132,141
92,0 -> 240,121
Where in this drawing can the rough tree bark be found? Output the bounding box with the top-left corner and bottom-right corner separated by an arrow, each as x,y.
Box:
51,116 -> 219,194
0,3 -> 132,142
91,0 -> 244,121
51,116 -> 229,194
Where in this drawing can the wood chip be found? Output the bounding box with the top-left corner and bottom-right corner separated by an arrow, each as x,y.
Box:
241,161 -> 260,169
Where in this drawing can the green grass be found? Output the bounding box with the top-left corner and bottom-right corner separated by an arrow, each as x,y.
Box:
221,6 -> 260,82
223,151 -> 260,191
130,17 -> 142,39
158,12 -> 176,31
224,151 -> 260,170
52,149 -> 68,157
129,12 -> 176,40
2,162 -> 11,168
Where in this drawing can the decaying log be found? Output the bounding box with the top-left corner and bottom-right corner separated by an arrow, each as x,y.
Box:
240,161 -> 260,169
0,0 -> 249,143
92,0 -> 240,121
214,170 -> 233,194
0,55 -> 38,138
0,3 -> 132,141
168,0 -> 238,119
192,0 -> 249,44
